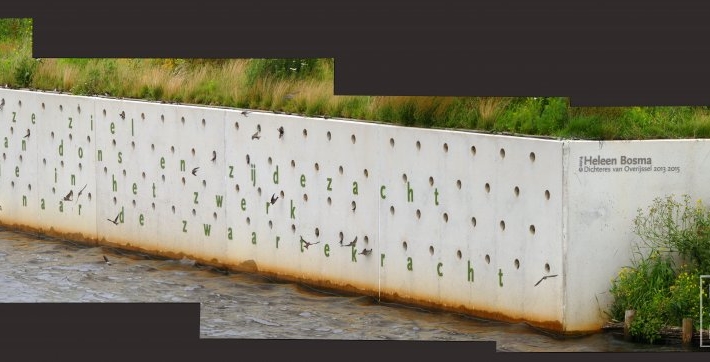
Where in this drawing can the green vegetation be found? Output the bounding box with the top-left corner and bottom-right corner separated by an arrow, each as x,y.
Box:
610,195 -> 710,344
3,18 -> 710,140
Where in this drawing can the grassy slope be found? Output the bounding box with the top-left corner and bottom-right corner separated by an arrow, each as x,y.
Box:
2,19 -> 710,140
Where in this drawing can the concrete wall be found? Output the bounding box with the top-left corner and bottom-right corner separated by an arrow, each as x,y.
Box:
2,89 -> 704,333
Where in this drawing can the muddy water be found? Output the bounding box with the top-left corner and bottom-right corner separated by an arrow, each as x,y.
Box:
0,229 -> 691,352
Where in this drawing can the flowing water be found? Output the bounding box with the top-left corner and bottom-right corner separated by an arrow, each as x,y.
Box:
0,229 -> 696,352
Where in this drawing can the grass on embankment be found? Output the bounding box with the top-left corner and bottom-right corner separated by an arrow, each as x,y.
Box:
2,18 -> 710,140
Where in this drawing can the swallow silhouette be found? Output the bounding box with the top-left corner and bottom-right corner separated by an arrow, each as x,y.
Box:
278,126 -> 284,139
119,111 -> 125,120
246,154 -> 250,165
534,274 -> 558,287
241,110 -> 250,116
300,236 -> 320,249
23,129 -> 30,138
76,184 -> 87,203
251,130 -> 261,140
359,248 -> 372,256
211,151 -> 216,162
192,167 -> 199,176
270,193 -> 278,205
342,236 -> 357,247
63,190 -> 73,202
103,255 -> 112,266
107,213 -> 120,225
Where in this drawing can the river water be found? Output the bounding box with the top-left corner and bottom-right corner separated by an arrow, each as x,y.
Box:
0,229 -> 695,352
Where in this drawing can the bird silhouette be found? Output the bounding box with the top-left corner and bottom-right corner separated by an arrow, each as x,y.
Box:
191,167 -> 199,176
342,236 -> 357,247
278,126 -> 284,139
270,193 -> 278,205
300,236 -> 320,249
107,213 -> 120,225
23,129 -> 30,139
358,248 -> 372,256
241,110 -> 250,116
63,190 -> 73,202
251,130 -> 261,140
119,111 -> 125,120
534,274 -> 558,287
103,255 -> 112,265
211,151 -> 216,162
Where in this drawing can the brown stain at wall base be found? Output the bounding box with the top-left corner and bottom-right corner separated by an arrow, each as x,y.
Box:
0,221 -> 599,336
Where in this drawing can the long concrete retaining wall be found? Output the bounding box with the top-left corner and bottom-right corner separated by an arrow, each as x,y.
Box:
1,89 -> 708,334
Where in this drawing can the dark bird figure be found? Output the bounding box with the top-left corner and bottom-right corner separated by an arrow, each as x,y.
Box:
119,111 -> 126,120
300,236 -> 320,249
359,248 -> 372,256
192,167 -> 199,176
107,213 -> 120,225
76,184 -> 87,203
211,151 -> 216,162
103,255 -> 112,266
63,190 -> 73,202
342,236 -> 357,247
534,274 -> 558,287
278,126 -> 284,139
241,110 -> 250,116
23,129 -> 30,139
270,193 -> 278,205
251,130 -> 261,140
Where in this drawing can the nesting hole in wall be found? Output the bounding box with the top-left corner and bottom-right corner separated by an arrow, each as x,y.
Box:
303,193 -> 308,202
112,139 -> 116,147
9,127 -> 12,134
500,148 -> 506,158
50,131 -> 54,139
529,152 -> 536,162
234,121 -> 239,130
291,224 -> 296,233
161,114 -> 165,122
429,246 -> 435,255
87,136 -> 91,143
390,138 -> 395,147
103,166 -> 107,174
364,236 -> 369,244
269,221 -> 273,229
151,144 -> 154,151
59,104 -> 62,111
213,212 -> 217,220
122,169 -> 126,177
280,190 -> 284,198
485,255 -> 490,264
235,184 -> 240,192
257,187 -> 262,196
60,160 -> 64,168
172,205 -> 176,214
203,180 -> 207,188
485,183 -> 490,193
351,134 -> 356,144
471,217 -> 477,227
456,250 -> 462,259
314,163 -> 319,171
545,190 -> 551,200
429,176 -> 434,186
471,145 -> 477,155
88,193 -> 92,201
2,153 -> 5,160
19,155 -> 22,162
192,209 -> 197,216
327,197 -> 332,205
351,200 -> 356,211
152,203 -> 155,210
171,146 -> 175,154
390,206 -> 395,215
416,140 -> 421,150
443,213 -> 449,222
201,118 -> 206,127
514,186 -> 520,196
303,129 -> 308,138
443,143 -> 449,153
77,105 -> 80,113
500,220 -> 506,231
181,177 -> 186,185
27,184 -> 31,191
268,157 -> 272,165
456,180 -> 462,189
191,148 -> 195,156
339,166 -> 344,175
78,163 -> 82,171
132,200 -> 136,208
529,225 -> 536,234
102,109 -> 106,117
514,259 -> 520,269
131,141 -> 135,149
69,134 -> 73,141
181,116 -> 185,124
141,113 -> 145,120
162,175 -> 166,182
315,228 -> 320,237
42,158 -> 46,165
291,160 -> 296,168
327,131 -> 332,141
416,209 -> 421,219
257,124 -> 262,132
41,102 -> 45,109
402,173 -> 408,183
363,169 -> 369,178
51,187 -> 55,194
112,197 -> 117,205
402,241 -> 408,251
246,217 -> 250,225
545,263 -> 550,273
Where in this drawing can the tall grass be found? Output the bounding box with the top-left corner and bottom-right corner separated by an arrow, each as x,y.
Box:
3,18 -> 710,140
